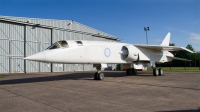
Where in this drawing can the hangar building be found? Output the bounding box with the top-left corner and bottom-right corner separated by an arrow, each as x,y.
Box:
0,16 -> 118,73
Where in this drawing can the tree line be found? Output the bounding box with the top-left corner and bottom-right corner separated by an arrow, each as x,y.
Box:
158,43 -> 200,67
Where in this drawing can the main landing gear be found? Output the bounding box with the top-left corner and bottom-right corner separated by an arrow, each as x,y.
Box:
94,65 -> 104,80
153,68 -> 164,76
126,68 -> 164,76
126,68 -> 137,75
151,62 -> 164,76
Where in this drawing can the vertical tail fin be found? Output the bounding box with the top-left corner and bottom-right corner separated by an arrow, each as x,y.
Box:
161,32 -> 171,46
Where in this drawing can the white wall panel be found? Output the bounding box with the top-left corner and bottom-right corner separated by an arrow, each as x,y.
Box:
10,24 -> 24,73
53,63 -> 64,72
0,22 -> 10,73
0,39 -> 9,73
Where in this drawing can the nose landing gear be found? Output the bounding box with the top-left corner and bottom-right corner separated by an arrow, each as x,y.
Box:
93,64 -> 105,80
94,72 -> 104,80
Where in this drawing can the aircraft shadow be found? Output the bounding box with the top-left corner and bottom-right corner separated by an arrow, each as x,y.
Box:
157,107 -> 200,112
0,71 -> 153,85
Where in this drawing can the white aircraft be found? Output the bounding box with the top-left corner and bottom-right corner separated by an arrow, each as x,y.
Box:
24,33 -> 193,80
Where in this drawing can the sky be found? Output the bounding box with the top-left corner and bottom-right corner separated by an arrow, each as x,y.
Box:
0,0 -> 200,51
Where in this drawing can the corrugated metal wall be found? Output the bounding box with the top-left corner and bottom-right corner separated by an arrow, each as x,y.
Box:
26,26 -> 51,72
0,16 -> 117,73
0,22 -> 10,73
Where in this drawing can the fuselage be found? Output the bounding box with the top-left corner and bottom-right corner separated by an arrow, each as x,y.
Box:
24,40 -> 174,64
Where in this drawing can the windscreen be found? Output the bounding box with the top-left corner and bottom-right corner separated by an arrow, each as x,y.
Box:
59,41 -> 69,48
46,40 -> 68,50
48,42 -> 61,50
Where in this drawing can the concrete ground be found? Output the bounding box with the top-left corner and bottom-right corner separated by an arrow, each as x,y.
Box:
0,71 -> 199,112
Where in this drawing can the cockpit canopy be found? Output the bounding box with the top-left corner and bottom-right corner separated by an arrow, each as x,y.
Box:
46,40 -> 69,50
46,40 -> 84,50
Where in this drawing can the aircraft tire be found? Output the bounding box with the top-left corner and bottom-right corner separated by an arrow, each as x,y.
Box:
158,68 -> 164,76
153,69 -> 159,76
98,72 -> 104,80
130,69 -> 134,75
94,72 -> 98,80
133,69 -> 137,75
126,69 -> 131,75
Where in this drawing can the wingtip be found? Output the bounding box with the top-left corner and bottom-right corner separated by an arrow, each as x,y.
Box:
181,47 -> 194,53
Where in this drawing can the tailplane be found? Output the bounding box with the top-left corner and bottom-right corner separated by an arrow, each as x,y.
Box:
161,32 -> 171,46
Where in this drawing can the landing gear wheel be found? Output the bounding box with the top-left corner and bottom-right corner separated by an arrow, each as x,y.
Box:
132,69 -> 137,75
126,69 -> 137,75
98,72 -> 104,80
153,69 -> 159,76
158,68 -> 164,76
94,72 -> 98,80
126,69 -> 131,75
129,69 -> 134,75
94,72 -> 104,80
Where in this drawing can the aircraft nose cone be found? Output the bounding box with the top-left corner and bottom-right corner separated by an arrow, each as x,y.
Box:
24,52 -> 46,62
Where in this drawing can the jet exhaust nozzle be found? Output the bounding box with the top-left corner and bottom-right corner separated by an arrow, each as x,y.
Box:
119,49 -> 128,55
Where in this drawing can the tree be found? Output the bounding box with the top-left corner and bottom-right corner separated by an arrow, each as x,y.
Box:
169,43 -> 175,46
186,44 -> 195,52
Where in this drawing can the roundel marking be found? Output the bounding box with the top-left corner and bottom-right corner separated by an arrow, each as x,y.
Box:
104,48 -> 111,57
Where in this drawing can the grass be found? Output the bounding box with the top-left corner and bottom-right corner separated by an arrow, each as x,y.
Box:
147,67 -> 200,72
0,75 -> 4,78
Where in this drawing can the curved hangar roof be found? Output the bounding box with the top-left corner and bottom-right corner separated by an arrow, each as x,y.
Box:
0,15 -> 119,41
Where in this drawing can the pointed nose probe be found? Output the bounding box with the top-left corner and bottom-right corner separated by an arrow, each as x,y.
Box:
24,52 -> 46,62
